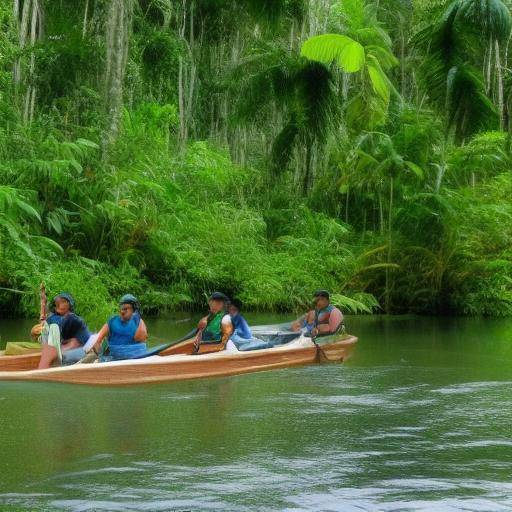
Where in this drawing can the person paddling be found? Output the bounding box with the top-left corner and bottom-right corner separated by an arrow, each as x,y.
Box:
291,290 -> 343,337
89,294 -> 148,360
194,292 -> 233,353
32,292 -> 91,369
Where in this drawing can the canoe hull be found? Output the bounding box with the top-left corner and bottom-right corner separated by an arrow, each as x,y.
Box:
0,335 -> 357,386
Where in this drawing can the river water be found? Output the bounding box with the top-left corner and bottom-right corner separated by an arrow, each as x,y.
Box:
0,314 -> 511,511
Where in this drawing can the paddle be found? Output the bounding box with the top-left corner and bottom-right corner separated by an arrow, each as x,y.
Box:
133,327 -> 198,359
39,282 -> 47,324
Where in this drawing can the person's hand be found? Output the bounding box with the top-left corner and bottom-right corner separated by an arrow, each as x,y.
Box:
86,345 -> 99,355
31,324 -> 43,338
198,318 -> 207,330
311,327 -> 319,338
79,352 -> 99,364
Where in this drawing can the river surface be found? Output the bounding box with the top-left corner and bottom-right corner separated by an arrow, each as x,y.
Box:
0,314 -> 511,512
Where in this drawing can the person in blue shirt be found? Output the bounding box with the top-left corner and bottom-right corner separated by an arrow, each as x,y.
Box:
228,299 -> 273,351
89,294 -> 148,360
34,292 -> 92,369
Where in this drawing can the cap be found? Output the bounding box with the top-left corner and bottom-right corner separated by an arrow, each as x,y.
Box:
53,292 -> 75,311
209,291 -> 229,302
313,290 -> 330,299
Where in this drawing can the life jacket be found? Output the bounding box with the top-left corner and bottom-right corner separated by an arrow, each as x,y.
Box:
107,313 -> 140,346
201,311 -> 224,343
314,305 -> 335,327
104,313 -> 147,360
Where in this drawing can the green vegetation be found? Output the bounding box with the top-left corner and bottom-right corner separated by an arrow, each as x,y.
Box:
2,0 -> 512,327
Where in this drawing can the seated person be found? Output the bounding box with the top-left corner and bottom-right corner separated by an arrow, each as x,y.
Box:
194,292 -> 233,353
291,290 -> 344,337
228,299 -> 273,351
32,292 -> 91,369
89,294 -> 148,360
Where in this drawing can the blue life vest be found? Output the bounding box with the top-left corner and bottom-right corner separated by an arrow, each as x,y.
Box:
106,313 -> 146,360
107,313 -> 140,346
231,314 -> 252,340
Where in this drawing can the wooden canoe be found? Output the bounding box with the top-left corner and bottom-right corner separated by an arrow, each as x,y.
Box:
0,333 -> 357,386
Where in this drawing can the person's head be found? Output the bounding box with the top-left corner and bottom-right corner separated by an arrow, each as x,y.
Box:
208,292 -> 228,314
52,293 -> 75,315
313,290 -> 330,310
228,298 -> 243,317
119,294 -> 139,321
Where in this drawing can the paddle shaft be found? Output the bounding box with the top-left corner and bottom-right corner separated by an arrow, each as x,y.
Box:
39,282 -> 47,323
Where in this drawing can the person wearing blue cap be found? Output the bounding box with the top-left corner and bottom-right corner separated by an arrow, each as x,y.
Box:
88,294 -> 148,360
34,292 -> 91,369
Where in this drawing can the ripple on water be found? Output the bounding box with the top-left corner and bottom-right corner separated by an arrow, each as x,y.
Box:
431,381 -> 512,395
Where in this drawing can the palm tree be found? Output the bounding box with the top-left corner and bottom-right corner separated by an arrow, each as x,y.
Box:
414,0 -> 510,141
300,0 -> 399,130
232,43 -> 338,194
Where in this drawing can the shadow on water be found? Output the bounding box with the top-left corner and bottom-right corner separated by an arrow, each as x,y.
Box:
0,314 -> 512,511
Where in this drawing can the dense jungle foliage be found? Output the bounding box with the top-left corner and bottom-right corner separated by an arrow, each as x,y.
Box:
2,0 -> 512,326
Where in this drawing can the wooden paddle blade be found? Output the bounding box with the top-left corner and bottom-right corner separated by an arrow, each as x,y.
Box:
196,343 -> 225,355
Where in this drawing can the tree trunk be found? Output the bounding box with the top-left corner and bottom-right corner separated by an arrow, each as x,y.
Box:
385,176 -> 394,314
302,143 -> 312,195
14,0 -> 32,89
495,40 -> 504,130
82,0 -> 89,38
104,0 -> 133,150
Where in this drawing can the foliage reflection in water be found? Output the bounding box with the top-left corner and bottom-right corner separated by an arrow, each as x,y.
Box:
0,315 -> 511,511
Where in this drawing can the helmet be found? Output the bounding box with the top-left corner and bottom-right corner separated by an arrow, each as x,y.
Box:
119,294 -> 140,311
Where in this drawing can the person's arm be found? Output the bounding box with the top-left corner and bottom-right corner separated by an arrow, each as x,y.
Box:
90,323 -> 109,353
328,308 -> 343,333
221,315 -> 234,346
197,316 -> 208,330
316,308 -> 343,335
194,316 -> 208,350
291,314 -> 306,332
134,318 -> 148,342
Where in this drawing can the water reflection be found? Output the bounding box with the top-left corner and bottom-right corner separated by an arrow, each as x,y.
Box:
0,315 -> 512,511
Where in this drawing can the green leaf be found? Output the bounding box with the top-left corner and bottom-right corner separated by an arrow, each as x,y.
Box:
405,161 -> 425,179
367,57 -> 390,101
15,198 -> 41,222
76,138 -> 99,150
301,34 -> 365,73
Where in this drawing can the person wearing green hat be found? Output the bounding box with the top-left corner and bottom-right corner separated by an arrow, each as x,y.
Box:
194,292 -> 233,353
291,290 -> 343,337
34,292 -> 91,369
89,294 -> 148,360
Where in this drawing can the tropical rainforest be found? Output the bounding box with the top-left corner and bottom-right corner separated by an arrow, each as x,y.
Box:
2,0 -> 512,325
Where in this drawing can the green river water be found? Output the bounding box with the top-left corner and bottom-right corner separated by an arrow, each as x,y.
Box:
0,314 -> 511,511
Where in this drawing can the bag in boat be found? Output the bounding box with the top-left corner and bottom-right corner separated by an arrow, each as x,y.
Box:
4,342 -> 42,355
